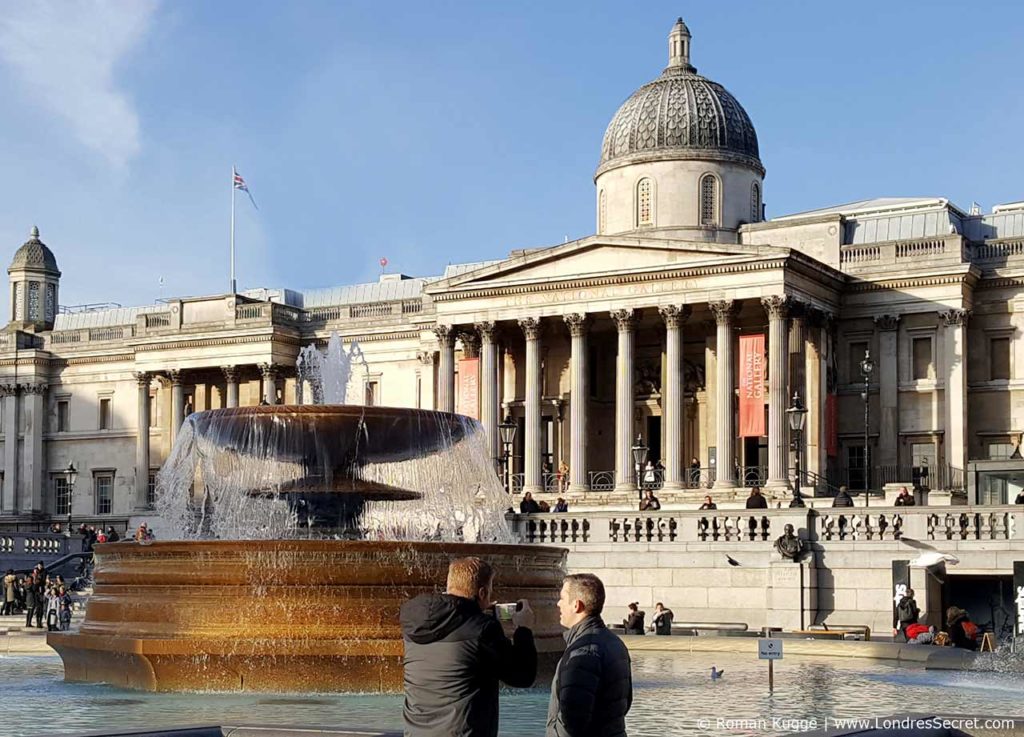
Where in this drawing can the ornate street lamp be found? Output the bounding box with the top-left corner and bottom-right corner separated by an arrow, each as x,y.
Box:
786,392 -> 808,508
498,415 -> 517,494
631,434 -> 649,504
860,349 -> 875,507
64,461 -> 78,533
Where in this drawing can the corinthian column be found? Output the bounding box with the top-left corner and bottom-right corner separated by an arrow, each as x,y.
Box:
222,365 -> 239,408
875,314 -> 900,469
1,384 -> 19,514
169,369 -> 185,442
259,363 -> 279,405
611,309 -> 637,492
763,295 -> 790,489
135,372 -> 151,510
564,313 -> 590,492
433,325 -> 455,413
710,300 -> 737,488
659,305 -> 691,490
519,317 -> 543,494
476,322 -> 499,464
941,309 -> 971,471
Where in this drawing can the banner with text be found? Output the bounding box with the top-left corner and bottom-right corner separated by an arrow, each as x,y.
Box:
457,358 -> 480,419
739,334 -> 765,437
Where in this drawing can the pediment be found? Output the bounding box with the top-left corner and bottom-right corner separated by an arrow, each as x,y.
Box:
433,236 -> 784,292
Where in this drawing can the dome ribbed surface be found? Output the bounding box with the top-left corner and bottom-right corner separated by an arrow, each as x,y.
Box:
598,67 -> 761,173
10,228 -> 59,273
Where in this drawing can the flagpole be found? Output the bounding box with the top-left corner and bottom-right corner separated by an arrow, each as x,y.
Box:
230,166 -> 236,294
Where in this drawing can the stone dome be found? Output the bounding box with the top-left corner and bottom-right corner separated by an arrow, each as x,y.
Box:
597,19 -> 762,177
9,226 -> 59,275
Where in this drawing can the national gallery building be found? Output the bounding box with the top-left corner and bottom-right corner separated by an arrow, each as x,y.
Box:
2,19 -> 1024,527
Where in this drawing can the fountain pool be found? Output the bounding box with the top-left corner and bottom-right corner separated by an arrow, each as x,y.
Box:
5,650 -> 1024,736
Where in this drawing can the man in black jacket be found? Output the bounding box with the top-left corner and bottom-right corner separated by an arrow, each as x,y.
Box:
548,573 -> 632,737
401,556 -> 536,737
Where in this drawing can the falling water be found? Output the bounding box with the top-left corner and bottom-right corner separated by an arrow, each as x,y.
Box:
154,333 -> 514,543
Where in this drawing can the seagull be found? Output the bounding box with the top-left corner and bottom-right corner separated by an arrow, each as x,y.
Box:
710,666 -> 724,680
726,555 -> 741,567
909,552 -> 960,568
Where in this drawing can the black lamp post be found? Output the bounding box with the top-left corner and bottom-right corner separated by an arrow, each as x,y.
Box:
631,434 -> 648,504
64,461 -> 78,533
860,349 -> 875,507
498,415 -> 517,494
786,392 -> 808,508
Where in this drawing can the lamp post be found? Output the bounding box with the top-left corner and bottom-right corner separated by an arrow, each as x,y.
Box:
631,434 -> 648,505
860,349 -> 875,507
64,461 -> 78,534
498,415 -> 517,494
786,392 -> 808,508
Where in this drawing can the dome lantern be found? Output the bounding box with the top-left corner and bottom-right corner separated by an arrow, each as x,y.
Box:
8,225 -> 61,331
667,17 -> 694,73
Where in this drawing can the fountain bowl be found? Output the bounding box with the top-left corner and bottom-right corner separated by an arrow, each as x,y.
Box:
48,539 -> 568,692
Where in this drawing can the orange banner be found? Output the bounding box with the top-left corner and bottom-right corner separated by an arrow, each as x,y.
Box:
738,334 -> 765,437
826,393 -> 838,457
457,358 -> 480,419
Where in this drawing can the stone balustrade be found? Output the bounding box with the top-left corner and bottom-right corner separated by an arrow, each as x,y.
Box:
510,505 -> 1023,546
839,234 -> 966,270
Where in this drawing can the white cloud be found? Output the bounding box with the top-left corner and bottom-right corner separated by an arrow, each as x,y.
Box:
0,0 -> 158,169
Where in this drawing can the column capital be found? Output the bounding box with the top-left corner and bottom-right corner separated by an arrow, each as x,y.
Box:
610,308 -> 636,333
658,304 -> 692,329
221,365 -> 239,382
475,321 -> 498,342
805,307 -> 835,329
940,309 -> 971,327
874,314 -> 901,331
168,369 -> 183,386
0,383 -> 19,397
761,294 -> 790,320
518,316 -> 541,340
432,324 -> 455,347
459,330 -> 481,359
133,371 -> 151,388
21,383 -> 46,395
258,362 -> 279,380
416,350 -> 435,366
708,300 -> 737,326
563,313 -> 590,337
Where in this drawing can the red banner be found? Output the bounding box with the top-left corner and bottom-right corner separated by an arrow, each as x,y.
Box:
738,334 -> 765,437
825,393 -> 838,457
457,358 -> 480,419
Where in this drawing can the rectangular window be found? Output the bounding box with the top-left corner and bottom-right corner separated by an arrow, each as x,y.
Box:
99,398 -> 112,430
94,473 -> 113,514
147,472 -> 157,508
365,380 -> 378,407
57,400 -> 69,432
912,337 -> 933,380
848,445 -> 870,490
988,443 -> 1015,460
53,476 -> 70,516
148,394 -> 157,427
991,337 -> 1010,381
849,341 -> 868,383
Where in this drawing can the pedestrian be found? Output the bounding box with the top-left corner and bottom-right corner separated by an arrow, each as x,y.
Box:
23,575 -> 41,628
745,486 -> 768,509
106,526 -> 121,542
558,459 -> 569,493
2,568 -> 17,616
547,573 -> 632,737
622,602 -> 645,635
650,603 -> 674,636
946,606 -> 979,651
689,457 -> 701,486
519,491 -> 541,514
698,495 -> 717,510
401,556 -> 537,737
893,588 -> 919,642
832,485 -> 854,507
895,487 -> 915,507
553,498 -> 569,513
639,489 -> 660,512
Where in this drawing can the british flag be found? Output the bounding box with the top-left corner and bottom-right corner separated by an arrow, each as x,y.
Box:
233,168 -> 257,209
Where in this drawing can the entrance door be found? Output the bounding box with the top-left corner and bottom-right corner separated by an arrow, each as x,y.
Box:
646,415 -> 662,464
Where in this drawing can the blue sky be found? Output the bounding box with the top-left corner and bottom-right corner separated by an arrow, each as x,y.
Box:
0,1 -> 1021,315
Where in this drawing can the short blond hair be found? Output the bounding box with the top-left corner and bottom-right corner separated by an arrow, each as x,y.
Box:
446,557 -> 494,598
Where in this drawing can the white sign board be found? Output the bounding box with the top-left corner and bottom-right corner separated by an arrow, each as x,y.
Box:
758,638 -> 783,660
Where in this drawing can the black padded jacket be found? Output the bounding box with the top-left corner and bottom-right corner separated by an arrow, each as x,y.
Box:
401,593 -> 536,737
546,615 -> 633,737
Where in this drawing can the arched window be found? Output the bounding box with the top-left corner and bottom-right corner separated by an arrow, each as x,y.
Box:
636,177 -> 653,227
599,189 -> 607,234
751,183 -> 761,223
700,174 -> 718,227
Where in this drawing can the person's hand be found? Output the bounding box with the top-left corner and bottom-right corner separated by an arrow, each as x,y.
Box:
511,599 -> 535,630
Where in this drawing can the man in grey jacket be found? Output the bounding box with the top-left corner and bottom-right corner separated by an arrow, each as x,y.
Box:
401,556 -> 536,737
547,573 -> 633,737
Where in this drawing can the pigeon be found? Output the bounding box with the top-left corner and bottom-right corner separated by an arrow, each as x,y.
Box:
710,666 -> 724,680
726,555 -> 741,567
909,552 -> 959,568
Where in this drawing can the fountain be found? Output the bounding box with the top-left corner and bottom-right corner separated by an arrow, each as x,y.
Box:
48,334 -> 567,692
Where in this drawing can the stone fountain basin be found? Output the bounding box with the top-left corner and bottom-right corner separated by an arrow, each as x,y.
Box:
49,540 -> 568,693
